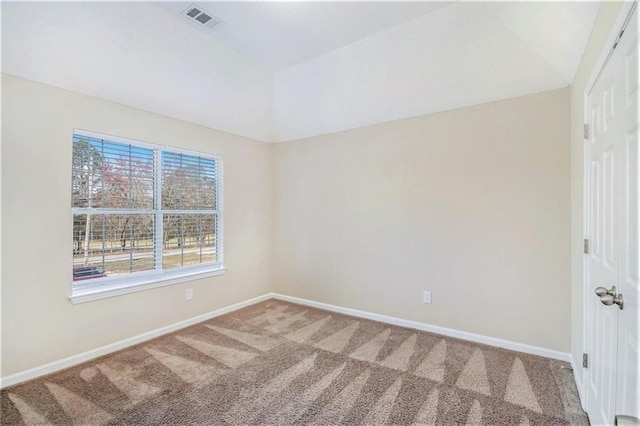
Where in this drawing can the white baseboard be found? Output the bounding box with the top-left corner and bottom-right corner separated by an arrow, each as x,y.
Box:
2,291 -> 573,389
0,293 -> 273,389
272,293 -> 573,363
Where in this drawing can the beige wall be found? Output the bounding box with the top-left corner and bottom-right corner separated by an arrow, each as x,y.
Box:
2,55 -> 584,377
273,88 -> 572,352
569,2 -> 624,384
1,74 -> 272,376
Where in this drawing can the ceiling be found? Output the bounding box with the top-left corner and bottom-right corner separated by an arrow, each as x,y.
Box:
2,2 -> 600,142
156,2 -> 452,70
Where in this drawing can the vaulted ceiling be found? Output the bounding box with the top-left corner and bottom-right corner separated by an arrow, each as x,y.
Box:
2,1 -> 600,142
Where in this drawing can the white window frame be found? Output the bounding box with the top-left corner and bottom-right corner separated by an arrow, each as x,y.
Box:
70,129 -> 225,304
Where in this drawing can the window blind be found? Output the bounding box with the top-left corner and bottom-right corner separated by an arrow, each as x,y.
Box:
72,133 -> 222,284
162,150 -> 218,269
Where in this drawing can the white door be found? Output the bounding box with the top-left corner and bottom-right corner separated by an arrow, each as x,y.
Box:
614,3 -> 639,424
585,4 -> 639,426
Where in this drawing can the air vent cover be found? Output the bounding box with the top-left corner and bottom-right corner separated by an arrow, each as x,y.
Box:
182,4 -> 223,30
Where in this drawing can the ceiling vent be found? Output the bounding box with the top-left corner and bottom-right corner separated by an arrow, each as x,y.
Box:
181,4 -> 223,30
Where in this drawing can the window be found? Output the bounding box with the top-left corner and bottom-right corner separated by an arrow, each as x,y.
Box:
71,130 -> 224,303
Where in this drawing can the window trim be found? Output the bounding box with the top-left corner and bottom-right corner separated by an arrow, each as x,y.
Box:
69,265 -> 227,304
70,129 -> 225,304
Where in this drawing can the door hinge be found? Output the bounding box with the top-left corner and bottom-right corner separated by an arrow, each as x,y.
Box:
583,353 -> 588,368
584,124 -> 590,139
613,29 -> 625,50
584,239 -> 589,254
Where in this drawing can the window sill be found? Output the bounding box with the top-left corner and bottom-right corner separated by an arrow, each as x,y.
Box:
69,266 -> 227,304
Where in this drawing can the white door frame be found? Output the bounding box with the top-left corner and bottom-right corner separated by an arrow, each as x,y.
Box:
581,0 -> 638,411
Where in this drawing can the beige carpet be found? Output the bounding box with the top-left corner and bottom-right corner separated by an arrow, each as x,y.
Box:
1,300 -> 588,425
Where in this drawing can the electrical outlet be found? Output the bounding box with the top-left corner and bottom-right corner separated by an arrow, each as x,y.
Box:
186,288 -> 193,300
423,291 -> 432,304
